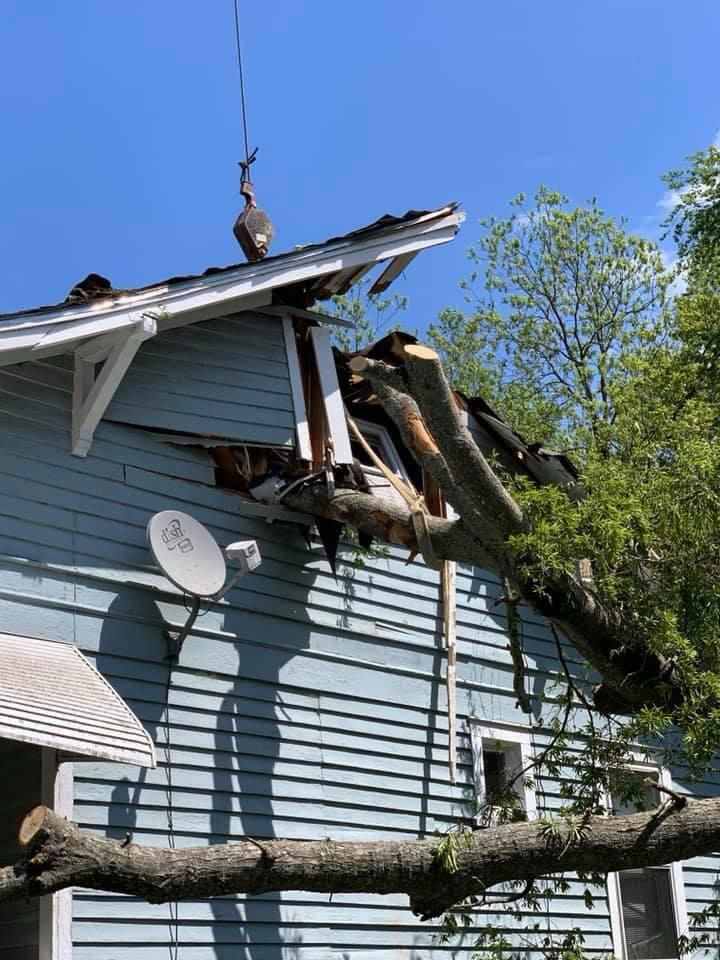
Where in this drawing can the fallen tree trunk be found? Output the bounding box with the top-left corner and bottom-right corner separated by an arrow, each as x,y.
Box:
4,797 -> 716,920
290,342 -> 685,714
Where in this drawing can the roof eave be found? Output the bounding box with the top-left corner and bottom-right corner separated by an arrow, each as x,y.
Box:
0,205 -> 464,366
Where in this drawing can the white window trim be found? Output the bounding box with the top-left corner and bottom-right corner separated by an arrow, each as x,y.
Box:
469,722 -> 537,820
606,764 -> 688,960
281,315 -> 312,461
352,418 -> 411,482
39,750 -> 73,960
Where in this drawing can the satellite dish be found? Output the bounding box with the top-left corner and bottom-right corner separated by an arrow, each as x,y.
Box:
147,510 -> 227,598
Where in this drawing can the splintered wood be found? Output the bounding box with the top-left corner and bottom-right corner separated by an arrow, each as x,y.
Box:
442,559 -> 457,783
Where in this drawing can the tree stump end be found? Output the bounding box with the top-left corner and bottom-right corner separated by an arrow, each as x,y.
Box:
19,805 -> 50,847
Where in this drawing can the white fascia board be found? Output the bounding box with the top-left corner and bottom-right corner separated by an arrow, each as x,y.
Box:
136,207 -> 463,326
0,208 -> 463,364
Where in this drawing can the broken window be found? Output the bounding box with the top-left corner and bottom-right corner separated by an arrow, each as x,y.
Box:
349,418 -> 412,507
470,724 -> 536,824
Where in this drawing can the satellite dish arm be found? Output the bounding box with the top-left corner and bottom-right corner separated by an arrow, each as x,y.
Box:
165,596 -> 201,662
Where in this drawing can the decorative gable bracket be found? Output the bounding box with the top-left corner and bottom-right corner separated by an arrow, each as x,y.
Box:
72,313 -> 157,457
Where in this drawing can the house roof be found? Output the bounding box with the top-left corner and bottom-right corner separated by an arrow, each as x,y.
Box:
0,204 -> 463,367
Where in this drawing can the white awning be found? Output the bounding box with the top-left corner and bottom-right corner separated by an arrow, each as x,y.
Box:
0,632 -> 156,767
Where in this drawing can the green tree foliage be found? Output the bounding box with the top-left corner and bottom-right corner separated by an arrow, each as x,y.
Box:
430,188 -> 720,777
429,188 -> 670,448
663,144 -> 720,405
664,144 -> 720,284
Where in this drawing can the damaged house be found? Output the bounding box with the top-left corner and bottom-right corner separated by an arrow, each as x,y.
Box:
0,203 -> 716,960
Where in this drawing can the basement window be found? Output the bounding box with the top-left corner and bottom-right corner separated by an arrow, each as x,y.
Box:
607,769 -> 688,960
470,724 -> 536,824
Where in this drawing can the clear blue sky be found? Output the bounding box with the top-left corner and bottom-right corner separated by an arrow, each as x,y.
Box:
1,0 -> 718,326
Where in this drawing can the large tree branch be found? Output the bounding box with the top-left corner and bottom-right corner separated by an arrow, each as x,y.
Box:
4,798 -> 718,921
282,485 -> 499,571
342,344 -> 684,711
402,344 -> 527,538
347,356 -> 507,548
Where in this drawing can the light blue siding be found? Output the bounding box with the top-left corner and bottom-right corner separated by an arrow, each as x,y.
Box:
105,312 -> 296,445
0,355 -> 716,960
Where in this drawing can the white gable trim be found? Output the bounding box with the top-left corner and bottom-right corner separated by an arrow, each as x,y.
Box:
0,207 -> 463,366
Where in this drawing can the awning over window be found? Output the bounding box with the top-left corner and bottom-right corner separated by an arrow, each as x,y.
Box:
0,632 -> 156,767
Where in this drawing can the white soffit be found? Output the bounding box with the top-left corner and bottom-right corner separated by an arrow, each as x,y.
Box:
0,632 -> 156,767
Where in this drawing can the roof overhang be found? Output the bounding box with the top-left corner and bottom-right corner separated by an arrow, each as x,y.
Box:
0,632 -> 156,767
0,204 -> 464,367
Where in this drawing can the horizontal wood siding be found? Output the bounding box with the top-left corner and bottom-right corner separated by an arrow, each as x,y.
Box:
105,312 -> 296,444
0,359 -> 717,959
10,311 -> 297,447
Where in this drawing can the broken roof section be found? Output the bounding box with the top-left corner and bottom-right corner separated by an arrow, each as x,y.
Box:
338,331 -> 579,492
0,204 -> 463,366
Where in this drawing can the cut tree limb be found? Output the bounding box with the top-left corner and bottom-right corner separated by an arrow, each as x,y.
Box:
402,344 -> 527,538
5,799 -> 720,920
348,355 -> 506,548
344,343 -> 685,713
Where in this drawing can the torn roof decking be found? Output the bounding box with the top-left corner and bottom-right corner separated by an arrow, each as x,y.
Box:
0,204 -> 463,366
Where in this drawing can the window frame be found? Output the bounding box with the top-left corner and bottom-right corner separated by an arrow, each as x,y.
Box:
606,764 -> 688,960
351,418 -> 412,483
469,722 -> 537,822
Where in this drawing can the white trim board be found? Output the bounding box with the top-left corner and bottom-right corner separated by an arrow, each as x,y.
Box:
310,325 -> 353,464
39,751 -> 73,960
0,207 -> 463,365
281,315 -> 312,461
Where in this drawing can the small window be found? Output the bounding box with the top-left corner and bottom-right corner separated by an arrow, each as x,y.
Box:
618,867 -> 678,960
350,419 -> 409,478
470,724 -> 536,824
607,769 -> 688,960
350,418 -> 412,508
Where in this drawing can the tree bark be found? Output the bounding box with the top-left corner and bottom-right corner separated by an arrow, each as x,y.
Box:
4,799 -> 717,920
339,343 -> 685,712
